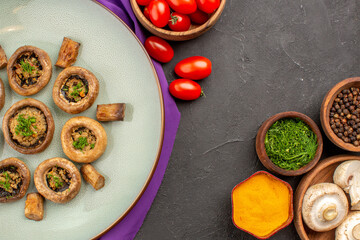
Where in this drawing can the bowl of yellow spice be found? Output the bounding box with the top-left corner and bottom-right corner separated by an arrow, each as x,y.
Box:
231,171 -> 293,239
256,111 -> 323,176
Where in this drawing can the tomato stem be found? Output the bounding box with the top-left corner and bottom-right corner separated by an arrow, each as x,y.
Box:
169,13 -> 178,25
200,90 -> 206,98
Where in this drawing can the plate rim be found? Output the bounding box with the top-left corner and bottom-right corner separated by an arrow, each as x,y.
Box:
89,1 -> 165,239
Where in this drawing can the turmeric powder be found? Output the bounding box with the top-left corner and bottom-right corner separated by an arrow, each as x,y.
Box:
232,172 -> 291,238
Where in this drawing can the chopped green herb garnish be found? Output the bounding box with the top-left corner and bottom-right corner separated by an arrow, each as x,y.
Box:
20,60 -> 35,74
90,143 -> 95,149
70,82 -> 85,101
264,118 -> 318,170
47,174 -> 63,188
73,137 -> 89,151
0,172 -> 11,191
62,86 -> 69,91
15,114 -> 36,137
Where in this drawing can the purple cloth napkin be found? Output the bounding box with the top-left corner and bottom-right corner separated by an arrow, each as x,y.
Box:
95,0 -> 180,239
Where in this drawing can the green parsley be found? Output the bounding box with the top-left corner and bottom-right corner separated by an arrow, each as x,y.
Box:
15,114 -> 36,137
20,60 -> 35,74
73,137 -> 89,151
0,172 -> 11,191
47,174 -> 63,188
69,82 -> 86,102
264,118 -> 318,170
90,143 -> 95,149
71,83 -> 83,96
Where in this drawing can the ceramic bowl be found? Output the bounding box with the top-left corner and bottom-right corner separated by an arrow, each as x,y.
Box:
294,155 -> 360,240
129,0 -> 226,41
231,171 -> 294,239
320,77 -> 360,152
256,111 -> 323,176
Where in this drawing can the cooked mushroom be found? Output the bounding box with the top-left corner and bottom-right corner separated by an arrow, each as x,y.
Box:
2,98 -> 55,154
96,103 -> 126,121
302,183 -> 348,232
61,116 -> 107,163
80,164 -> 105,190
336,211 -> 360,240
0,77 -> 5,111
55,37 -> 81,68
25,193 -> 44,221
334,160 -> 360,210
52,66 -> 99,114
0,45 -> 7,69
0,158 -> 30,203
34,157 -> 81,203
7,45 -> 52,96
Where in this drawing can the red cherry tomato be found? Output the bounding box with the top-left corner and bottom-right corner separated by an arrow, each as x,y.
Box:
195,0 -> 220,13
175,56 -> 212,80
169,79 -> 202,100
166,0 -> 197,14
136,0 -> 152,6
168,12 -> 191,31
189,9 -> 209,25
148,0 -> 171,28
143,7 -> 150,20
144,36 -> 174,63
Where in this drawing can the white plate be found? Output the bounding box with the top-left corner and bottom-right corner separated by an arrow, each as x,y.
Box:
0,0 -> 164,239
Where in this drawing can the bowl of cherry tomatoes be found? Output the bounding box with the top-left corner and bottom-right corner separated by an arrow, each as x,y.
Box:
130,0 -> 226,41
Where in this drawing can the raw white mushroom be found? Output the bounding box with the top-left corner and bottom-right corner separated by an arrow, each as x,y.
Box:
302,183 -> 348,232
336,211 -> 360,240
334,161 -> 360,210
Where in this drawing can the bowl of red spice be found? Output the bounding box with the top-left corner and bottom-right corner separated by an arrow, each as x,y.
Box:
231,171 -> 293,239
130,0 -> 226,41
321,77 -> 360,152
256,111 -> 323,176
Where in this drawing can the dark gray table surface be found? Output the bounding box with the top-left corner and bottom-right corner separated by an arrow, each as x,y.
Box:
136,0 -> 360,239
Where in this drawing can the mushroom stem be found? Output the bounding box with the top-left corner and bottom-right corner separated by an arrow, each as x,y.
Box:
25,193 -> 44,221
323,206 -> 338,221
353,224 -> 360,240
80,164 -> 105,190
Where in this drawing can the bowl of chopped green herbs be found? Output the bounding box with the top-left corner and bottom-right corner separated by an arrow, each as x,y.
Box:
256,111 -> 323,176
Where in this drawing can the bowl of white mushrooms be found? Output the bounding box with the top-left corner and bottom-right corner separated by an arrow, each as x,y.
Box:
294,155 -> 360,240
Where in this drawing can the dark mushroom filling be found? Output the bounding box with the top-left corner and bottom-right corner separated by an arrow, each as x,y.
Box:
61,75 -> 89,103
46,166 -> 71,192
0,166 -> 22,199
71,127 -> 96,153
13,52 -> 43,88
9,107 -> 47,148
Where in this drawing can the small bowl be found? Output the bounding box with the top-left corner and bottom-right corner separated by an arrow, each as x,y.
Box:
294,154 -> 360,240
320,77 -> 360,152
256,111 -> 323,176
231,171 -> 294,239
130,0 -> 226,41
